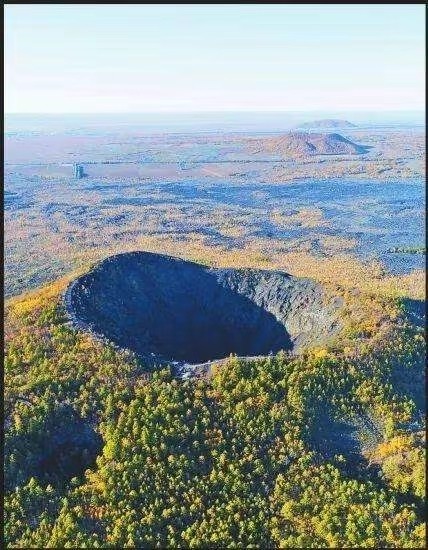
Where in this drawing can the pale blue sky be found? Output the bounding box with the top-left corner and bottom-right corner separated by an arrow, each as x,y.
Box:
4,4 -> 425,113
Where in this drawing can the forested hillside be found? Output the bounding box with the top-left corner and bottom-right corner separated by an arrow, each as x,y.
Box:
4,276 -> 425,548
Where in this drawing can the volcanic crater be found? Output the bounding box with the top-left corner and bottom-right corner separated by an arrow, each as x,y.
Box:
64,252 -> 343,367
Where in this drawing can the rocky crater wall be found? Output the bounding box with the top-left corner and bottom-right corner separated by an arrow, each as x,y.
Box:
64,252 -> 343,367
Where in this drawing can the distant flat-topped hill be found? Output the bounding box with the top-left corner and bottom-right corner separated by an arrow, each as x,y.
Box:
296,119 -> 357,130
252,132 -> 367,158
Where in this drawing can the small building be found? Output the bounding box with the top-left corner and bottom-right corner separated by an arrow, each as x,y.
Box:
73,164 -> 84,179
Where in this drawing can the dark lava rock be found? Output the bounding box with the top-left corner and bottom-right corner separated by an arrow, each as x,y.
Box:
64,252 -> 343,367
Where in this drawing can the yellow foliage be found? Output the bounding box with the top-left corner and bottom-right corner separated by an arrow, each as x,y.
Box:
312,348 -> 329,360
7,272 -> 82,320
374,435 -> 413,460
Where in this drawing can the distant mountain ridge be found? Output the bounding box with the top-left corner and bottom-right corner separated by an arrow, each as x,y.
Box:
296,119 -> 357,130
252,132 -> 367,158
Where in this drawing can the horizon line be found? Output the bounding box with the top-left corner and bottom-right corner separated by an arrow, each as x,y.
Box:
5,109 -> 425,115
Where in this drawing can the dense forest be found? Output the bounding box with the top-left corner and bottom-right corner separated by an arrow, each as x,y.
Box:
4,275 -> 426,548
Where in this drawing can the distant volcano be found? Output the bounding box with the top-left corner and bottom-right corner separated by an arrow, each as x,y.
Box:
296,119 -> 357,130
252,132 -> 368,158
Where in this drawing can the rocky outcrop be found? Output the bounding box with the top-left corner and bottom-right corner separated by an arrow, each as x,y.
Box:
64,252 -> 343,368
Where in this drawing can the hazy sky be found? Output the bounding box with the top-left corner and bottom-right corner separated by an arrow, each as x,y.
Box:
4,4 -> 425,113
